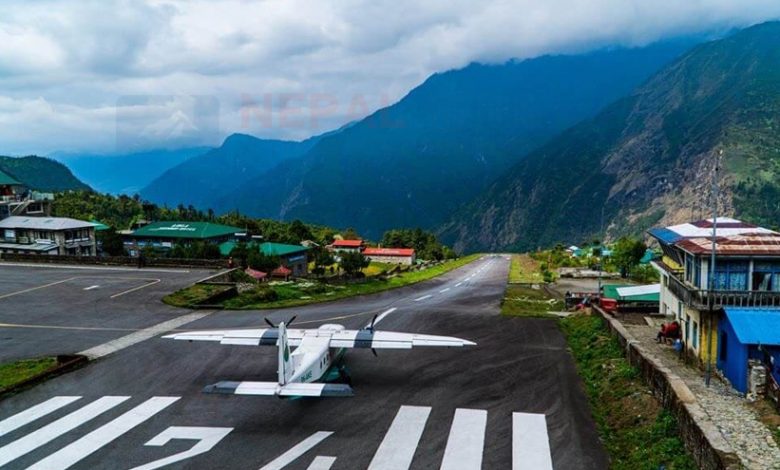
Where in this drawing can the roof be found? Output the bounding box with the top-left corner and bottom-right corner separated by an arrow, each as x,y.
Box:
0,168 -> 22,186
0,216 -> 95,231
602,284 -> 660,302
332,239 -> 363,247
90,220 -> 110,231
649,217 -> 777,245
0,241 -> 59,252
364,247 -> 415,257
271,265 -> 292,276
130,221 -> 241,239
259,242 -> 308,257
676,233 -> 780,256
244,267 -> 267,280
724,308 -> 780,345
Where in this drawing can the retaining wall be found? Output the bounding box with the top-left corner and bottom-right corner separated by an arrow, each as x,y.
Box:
0,253 -> 227,269
593,305 -> 743,470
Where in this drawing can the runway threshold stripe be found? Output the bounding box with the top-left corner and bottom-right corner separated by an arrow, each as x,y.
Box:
27,396 -> 179,470
455,283 -> 463,287
78,311 -> 212,359
512,412 -> 553,470
258,431 -> 333,470
439,288 -> 450,293
368,405 -> 431,470
414,295 -> 432,302
0,396 -> 81,437
0,396 -> 130,467
306,456 -> 337,470
440,409 -> 487,470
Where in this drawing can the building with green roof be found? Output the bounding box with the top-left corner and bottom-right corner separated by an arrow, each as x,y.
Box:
219,241 -> 309,276
126,221 -> 242,253
0,168 -> 22,187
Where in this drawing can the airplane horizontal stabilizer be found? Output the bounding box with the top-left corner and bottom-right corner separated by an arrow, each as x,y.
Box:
203,381 -> 354,397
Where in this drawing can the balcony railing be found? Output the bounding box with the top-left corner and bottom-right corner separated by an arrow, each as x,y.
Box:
666,270 -> 780,309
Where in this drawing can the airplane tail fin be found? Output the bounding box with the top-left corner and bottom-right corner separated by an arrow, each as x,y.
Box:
278,321 -> 294,385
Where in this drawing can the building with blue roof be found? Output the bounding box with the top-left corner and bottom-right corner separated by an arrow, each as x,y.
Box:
717,308 -> 780,394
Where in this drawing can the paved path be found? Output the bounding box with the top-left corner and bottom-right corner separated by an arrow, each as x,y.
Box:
625,321 -> 780,469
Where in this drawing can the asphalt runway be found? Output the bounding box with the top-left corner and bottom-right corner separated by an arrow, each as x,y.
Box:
0,263 -> 213,361
0,256 -> 609,469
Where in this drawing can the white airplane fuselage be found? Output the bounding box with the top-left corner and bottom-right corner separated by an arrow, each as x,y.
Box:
285,324 -> 347,384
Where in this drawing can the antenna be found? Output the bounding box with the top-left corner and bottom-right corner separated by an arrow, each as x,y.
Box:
705,149 -> 722,387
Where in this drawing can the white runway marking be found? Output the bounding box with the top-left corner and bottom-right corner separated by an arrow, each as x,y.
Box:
306,456 -> 337,470
83,285 -> 99,291
370,308 -> 397,327
0,396 -> 81,437
129,425 -> 233,470
258,431 -> 333,470
28,397 -> 180,470
368,405 -> 431,470
440,408 -> 487,470
0,277 -> 77,300
455,282 -> 463,287
439,288 -> 450,293
79,311 -> 212,359
512,412 -> 553,470
0,396 -> 129,467
414,295 -> 432,302
110,279 -> 161,298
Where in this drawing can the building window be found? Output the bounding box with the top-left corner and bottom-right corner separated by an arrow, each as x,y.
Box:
713,261 -> 748,291
719,332 -> 728,361
752,261 -> 780,292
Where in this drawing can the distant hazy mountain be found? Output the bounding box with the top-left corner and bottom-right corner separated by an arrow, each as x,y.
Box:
0,156 -> 90,192
140,133 -> 321,208
213,40 -> 697,238
442,22 -> 780,252
50,147 -> 210,195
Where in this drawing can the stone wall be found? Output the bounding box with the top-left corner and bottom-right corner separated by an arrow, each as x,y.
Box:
593,305 -> 743,470
0,253 -> 227,269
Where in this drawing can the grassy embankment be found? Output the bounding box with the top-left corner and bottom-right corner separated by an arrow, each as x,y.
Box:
165,254 -> 481,309
0,357 -> 57,390
502,253 -> 696,469
502,254 -> 563,317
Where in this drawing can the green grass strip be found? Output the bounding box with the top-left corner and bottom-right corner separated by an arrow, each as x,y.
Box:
559,315 -> 696,470
0,357 -> 57,389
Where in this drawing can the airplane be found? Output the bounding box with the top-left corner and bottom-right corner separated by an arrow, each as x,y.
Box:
163,315 -> 476,398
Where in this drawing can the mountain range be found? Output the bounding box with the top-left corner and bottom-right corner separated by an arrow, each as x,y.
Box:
141,39 -> 696,239
50,147 -> 210,195
0,156 -> 89,192
441,21 -> 780,252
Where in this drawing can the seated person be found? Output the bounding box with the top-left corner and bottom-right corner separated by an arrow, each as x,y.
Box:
656,321 -> 681,343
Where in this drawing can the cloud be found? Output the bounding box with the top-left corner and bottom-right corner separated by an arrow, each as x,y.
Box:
0,0 -> 779,154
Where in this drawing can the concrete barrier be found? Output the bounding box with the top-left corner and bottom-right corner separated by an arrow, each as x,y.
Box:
592,305 -> 743,470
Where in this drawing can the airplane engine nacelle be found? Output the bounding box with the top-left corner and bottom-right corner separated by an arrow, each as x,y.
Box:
318,324 -> 345,332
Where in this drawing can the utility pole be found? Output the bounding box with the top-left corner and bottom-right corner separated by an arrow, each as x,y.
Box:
705,150 -> 721,387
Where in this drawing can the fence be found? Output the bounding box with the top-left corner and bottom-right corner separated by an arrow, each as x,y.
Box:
0,253 -> 227,269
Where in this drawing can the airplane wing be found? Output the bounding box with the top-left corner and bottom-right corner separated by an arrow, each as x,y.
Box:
327,330 -> 476,349
162,328 -> 306,346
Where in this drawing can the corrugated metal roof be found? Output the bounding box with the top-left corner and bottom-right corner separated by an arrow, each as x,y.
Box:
332,239 -> 363,247
131,221 -> 241,239
615,284 -> 660,298
259,242 -> 308,257
603,284 -> 660,302
0,216 -> 94,230
676,233 -> 780,256
724,308 -> 780,345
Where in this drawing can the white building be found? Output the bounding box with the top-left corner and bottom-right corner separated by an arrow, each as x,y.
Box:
0,216 -> 96,256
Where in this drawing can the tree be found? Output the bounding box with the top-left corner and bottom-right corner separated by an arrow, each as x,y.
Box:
312,249 -> 335,277
98,227 -> 126,256
248,251 -> 280,273
340,251 -> 369,277
229,241 -> 250,267
612,237 -> 647,278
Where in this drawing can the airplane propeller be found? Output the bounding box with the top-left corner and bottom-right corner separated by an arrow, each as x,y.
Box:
264,316 -> 297,328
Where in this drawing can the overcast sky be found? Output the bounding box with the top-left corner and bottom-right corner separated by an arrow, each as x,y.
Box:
1,0 -> 779,155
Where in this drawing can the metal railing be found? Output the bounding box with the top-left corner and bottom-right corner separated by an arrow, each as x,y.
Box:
666,271 -> 780,309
